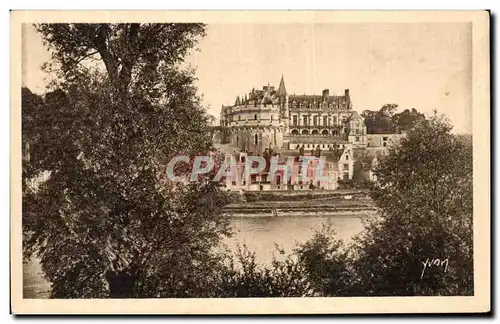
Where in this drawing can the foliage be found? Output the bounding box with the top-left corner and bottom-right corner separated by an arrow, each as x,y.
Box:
362,104 -> 426,134
292,222 -> 355,296
37,23 -> 205,95
350,114 -> 473,296
214,245 -> 311,297
215,222 -> 352,297
393,108 -> 426,132
361,104 -> 398,134
22,23 -> 233,298
336,179 -> 357,189
352,156 -> 376,189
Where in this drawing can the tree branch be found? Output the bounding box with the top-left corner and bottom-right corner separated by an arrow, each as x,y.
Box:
91,24 -> 118,83
74,50 -> 99,66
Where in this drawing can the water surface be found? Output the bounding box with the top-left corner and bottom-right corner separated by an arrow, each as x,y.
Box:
223,214 -> 368,265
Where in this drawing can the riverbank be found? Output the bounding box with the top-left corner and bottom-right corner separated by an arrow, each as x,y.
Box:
233,189 -> 371,202
224,190 -> 378,217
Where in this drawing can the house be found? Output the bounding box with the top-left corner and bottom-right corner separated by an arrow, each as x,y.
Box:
323,146 -> 354,182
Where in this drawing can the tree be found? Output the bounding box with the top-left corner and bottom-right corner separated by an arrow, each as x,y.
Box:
37,23 -> 205,95
22,23 -> 231,298
362,104 -> 426,134
393,108 -> 426,133
207,114 -> 218,139
379,103 -> 398,118
349,114 -> 473,295
361,104 -> 399,134
352,159 -> 364,182
360,110 -> 377,133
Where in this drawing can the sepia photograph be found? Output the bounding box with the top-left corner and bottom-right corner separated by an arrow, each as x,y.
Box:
11,10 -> 490,314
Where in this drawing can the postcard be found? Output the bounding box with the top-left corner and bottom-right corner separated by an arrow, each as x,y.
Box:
11,10 -> 490,315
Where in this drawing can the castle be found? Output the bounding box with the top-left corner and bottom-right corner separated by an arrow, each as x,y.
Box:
219,75 -> 401,153
216,76 -> 404,191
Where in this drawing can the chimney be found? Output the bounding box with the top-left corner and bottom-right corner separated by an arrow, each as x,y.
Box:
344,89 -> 350,97
322,89 -> 329,97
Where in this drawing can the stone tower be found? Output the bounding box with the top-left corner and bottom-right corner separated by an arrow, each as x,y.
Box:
277,75 -> 289,133
221,78 -> 289,154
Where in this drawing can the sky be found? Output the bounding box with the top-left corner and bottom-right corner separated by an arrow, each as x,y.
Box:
23,23 -> 472,133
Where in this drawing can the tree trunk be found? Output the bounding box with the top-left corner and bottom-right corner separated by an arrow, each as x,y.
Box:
106,270 -> 136,298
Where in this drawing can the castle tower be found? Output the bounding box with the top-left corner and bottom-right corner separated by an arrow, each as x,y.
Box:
274,75 -> 288,150
277,75 -> 289,130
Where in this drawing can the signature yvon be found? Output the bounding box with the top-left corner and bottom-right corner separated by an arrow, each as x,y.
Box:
421,258 -> 449,279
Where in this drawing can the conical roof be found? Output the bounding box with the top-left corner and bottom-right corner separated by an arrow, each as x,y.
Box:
277,75 -> 287,96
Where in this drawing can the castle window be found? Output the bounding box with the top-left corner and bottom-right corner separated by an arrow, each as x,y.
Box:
355,136 -> 360,142
254,134 -> 258,145
254,114 -> 257,120
323,116 -> 327,126
238,116 -> 241,121
292,115 -> 298,126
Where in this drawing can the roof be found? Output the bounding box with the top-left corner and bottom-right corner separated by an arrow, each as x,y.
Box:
289,94 -> 348,104
348,111 -> 363,120
323,148 -> 346,163
277,75 -> 287,97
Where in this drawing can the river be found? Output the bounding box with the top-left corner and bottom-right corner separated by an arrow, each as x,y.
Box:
23,213 -> 370,298
222,214 -> 368,265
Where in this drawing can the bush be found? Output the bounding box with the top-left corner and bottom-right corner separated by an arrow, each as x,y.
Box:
337,179 -> 357,189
